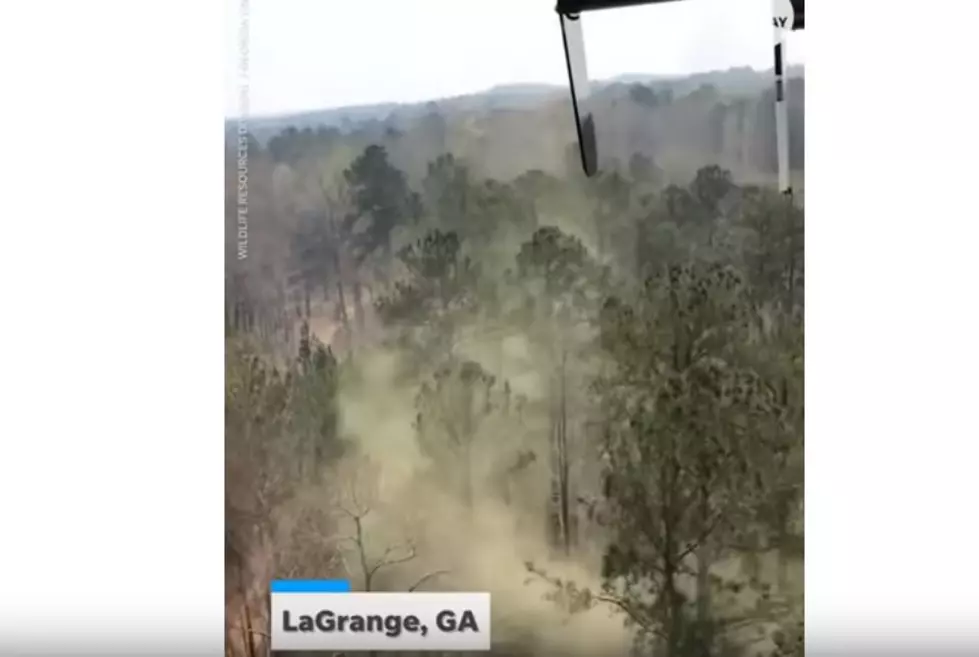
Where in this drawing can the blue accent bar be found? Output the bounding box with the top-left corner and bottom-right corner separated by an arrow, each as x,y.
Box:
270,579 -> 351,593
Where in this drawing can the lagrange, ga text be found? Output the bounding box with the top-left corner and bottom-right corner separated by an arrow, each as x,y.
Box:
269,590 -> 491,651
282,608 -> 479,637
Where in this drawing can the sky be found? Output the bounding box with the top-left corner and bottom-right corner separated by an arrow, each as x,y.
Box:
225,0 -> 806,117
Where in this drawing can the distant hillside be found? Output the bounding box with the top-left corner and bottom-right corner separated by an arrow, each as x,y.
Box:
228,65 -> 803,187
230,65 -> 802,143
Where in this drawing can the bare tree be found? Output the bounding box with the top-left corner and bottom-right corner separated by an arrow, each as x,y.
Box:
330,456 -> 450,593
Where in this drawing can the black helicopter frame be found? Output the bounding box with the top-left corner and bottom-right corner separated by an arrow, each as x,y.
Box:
556,0 -> 804,193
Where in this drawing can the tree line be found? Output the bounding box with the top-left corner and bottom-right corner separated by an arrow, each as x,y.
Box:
225,131 -> 804,657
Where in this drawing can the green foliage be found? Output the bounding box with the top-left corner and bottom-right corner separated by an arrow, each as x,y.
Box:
226,328 -> 346,497
628,83 -> 663,109
468,179 -> 536,238
268,125 -> 342,165
422,153 -> 472,227
225,341 -> 293,455
516,227 -> 597,300
294,321 -> 343,468
739,186 -> 805,311
343,144 -> 423,260
663,183 -> 699,224
375,229 -> 480,355
691,165 -> 735,218
414,358 -> 497,506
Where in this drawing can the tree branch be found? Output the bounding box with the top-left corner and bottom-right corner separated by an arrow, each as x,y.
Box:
407,569 -> 451,592
367,544 -> 417,580
526,563 -> 667,641
594,594 -> 667,640
675,511 -> 725,564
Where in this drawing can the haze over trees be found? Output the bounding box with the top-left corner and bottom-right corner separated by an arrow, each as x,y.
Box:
226,66 -> 804,657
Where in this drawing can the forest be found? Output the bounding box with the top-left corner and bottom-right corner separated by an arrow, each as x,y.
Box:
225,68 -> 805,657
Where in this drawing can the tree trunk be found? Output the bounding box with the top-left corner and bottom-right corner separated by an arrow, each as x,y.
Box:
352,279 -> 366,333
696,489 -> 713,623
242,599 -> 257,657
659,456 -> 685,657
333,252 -> 349,330
558,355 -> 572,555
547,352 -> 573,556
662,530 -> 684,657
464,438 -> 473,511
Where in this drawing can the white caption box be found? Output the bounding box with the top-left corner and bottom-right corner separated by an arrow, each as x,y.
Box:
270,592 -> 491,652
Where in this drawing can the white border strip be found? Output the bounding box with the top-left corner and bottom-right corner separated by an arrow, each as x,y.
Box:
1,1 -> 978,656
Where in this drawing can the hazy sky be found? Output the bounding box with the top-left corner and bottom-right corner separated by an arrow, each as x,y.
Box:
225,0 -> 806,117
